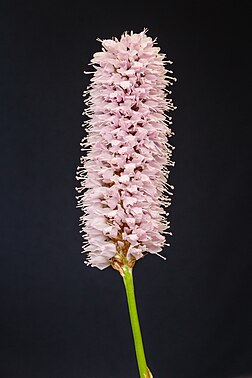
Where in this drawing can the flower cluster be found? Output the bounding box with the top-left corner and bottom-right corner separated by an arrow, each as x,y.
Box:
76,30 -> 176,270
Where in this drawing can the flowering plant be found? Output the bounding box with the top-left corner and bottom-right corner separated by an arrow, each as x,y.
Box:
76,29 -> 176,378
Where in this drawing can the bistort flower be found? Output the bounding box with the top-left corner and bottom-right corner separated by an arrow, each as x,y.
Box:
76,29 -> 176,271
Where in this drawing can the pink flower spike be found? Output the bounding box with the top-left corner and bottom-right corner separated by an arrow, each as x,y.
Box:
76,29 -> 176,271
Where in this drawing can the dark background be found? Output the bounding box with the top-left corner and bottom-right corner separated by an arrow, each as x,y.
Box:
0,1 -> 251,377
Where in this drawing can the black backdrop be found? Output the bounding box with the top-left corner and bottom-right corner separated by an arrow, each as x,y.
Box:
1,1 -> 251,378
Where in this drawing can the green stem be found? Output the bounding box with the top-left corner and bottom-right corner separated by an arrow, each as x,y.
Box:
122,265 -> 152,378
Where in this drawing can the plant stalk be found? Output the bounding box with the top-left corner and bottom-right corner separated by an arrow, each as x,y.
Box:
122,265 -> 153,378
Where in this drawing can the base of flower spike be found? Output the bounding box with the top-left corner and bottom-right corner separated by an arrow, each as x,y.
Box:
110,253 -> 136,276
